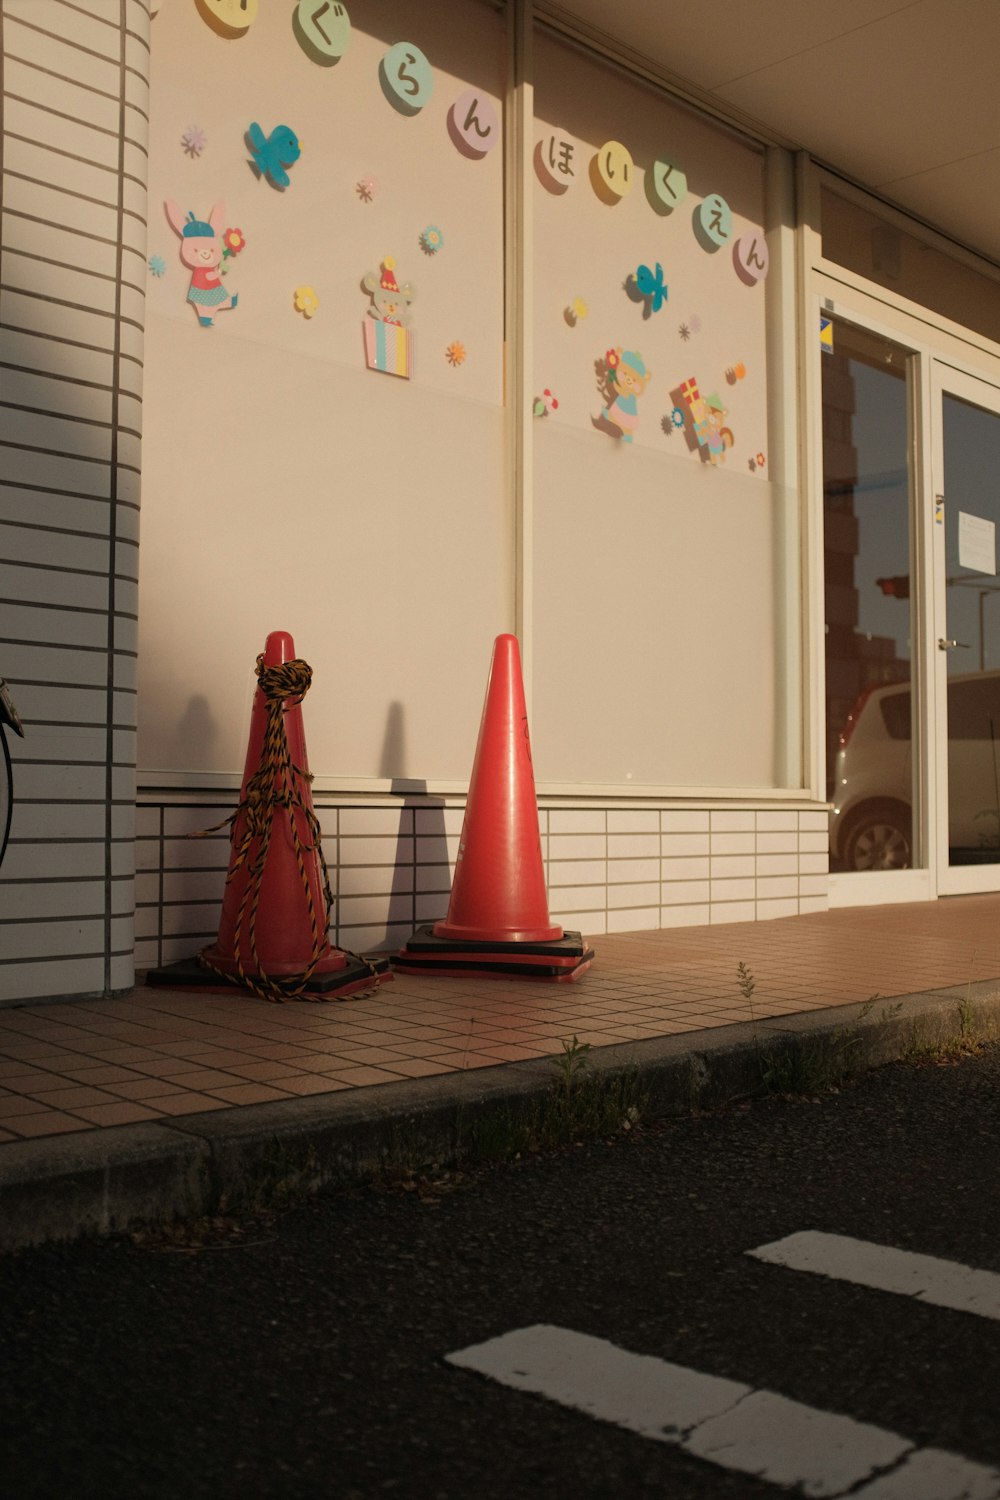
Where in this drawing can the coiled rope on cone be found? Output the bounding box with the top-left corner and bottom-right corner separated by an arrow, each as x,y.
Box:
192,655 -> 379,1003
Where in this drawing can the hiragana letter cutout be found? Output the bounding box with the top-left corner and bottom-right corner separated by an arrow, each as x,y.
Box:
534,129 -> 576,194
591,140 -> 634,204
380,42 -> 433,116
449,89 -> 500,158
294,0 -> 351,65
693,193 -> 733,252
734,231 -> 769,285
646,157 -> 687,215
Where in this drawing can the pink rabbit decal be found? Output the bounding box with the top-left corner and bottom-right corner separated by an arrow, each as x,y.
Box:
164,199 -> 239,327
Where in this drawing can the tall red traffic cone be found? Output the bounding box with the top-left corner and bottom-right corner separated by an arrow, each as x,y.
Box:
394,635 -> 593,980
147,630 -> 389,1001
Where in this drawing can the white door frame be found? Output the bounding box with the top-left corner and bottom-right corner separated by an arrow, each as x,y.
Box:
810,273 -> 1000,906
808,281 -> 936,908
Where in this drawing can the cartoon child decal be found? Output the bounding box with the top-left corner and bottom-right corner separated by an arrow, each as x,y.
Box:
674,376 -> 735,465
599,347 -> 651,442
701,393 -> 734,464
164,200 -> 239,327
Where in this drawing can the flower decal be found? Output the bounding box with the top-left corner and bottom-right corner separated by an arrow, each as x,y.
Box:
445,340 -> 466,366
605,348 -> 620,371
533,388 -> 559,417
181,125 -> 206,158
223,228 -> 246,257
756,452 -> 766,468
420,225 -> 444,255
294,285 -> 320,319
148,254 -> 166,278
670,405 -> 685,428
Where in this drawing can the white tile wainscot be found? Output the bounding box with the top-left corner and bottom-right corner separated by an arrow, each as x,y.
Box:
131,797 -> 831,967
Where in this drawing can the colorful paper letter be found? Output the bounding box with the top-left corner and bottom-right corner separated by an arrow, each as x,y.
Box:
694,194 -> 733,251
380,42 -> 433,115
449,90 -> 500,158
294,0 -> 351,64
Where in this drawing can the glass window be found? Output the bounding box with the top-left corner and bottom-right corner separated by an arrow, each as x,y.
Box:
824,319 -> 918,872
941,392 -> 1000,863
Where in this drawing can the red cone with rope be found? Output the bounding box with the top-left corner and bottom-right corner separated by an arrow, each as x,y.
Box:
394,634 -> 594,980
147,630 -> 389,1001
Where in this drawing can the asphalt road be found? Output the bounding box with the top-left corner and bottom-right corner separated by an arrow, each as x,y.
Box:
3,1042 -> 1000,1500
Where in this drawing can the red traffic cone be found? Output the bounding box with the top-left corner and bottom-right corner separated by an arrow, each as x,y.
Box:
395,635 -> 593,980
147,630 -> 389,1001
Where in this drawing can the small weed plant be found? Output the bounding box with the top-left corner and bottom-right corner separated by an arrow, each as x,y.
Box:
736,960 -> 757,1013
552,1034 -> 593,1094
737,961 -> 891,1099
457,1034 -> 646,1164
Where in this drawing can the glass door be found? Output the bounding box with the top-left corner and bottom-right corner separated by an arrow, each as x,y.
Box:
933,365 -> 1000,893
823,318 -> 922,878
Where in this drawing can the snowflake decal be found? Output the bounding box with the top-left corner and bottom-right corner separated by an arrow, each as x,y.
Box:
356,177 -> 376,203
748,457 -> 757,473
181,126 -> 206,158
445,341 -> 466,366
148,254 -> 166,278
679,323 -> 690,342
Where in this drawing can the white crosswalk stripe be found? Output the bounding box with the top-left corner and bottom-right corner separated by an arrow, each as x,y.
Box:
748,1231 -> 1000,1322
446,1324 -> 1000,1499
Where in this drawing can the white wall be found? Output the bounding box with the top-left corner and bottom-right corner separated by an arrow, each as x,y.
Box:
530,26 -> 783,790
140,0 -> 510,785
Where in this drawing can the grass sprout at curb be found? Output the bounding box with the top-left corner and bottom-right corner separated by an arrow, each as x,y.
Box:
737,961 -> 893,1100
552,1033 -> 593,1093
903,996 -> 987,1066
456,1035 -> 646,1165
899,954 -> 1000,1066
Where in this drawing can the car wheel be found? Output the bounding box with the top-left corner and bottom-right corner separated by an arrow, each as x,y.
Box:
844,809 -> 912,871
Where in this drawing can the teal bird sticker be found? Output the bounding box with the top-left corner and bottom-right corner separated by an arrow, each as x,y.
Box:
635,261 -> 667,313
247,123 -> 302,189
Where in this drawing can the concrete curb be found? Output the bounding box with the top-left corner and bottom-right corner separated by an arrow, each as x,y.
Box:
2,981 -> 998,1253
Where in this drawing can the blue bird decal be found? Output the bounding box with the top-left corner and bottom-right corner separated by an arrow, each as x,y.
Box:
635,261 -> 667,313
247,122 -> 302,189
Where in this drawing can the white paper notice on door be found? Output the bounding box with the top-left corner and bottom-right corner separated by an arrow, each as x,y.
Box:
958,510 -> 997,574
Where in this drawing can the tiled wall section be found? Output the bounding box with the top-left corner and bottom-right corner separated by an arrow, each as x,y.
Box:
0,0 -> 149,1002
134,797 -> 830,969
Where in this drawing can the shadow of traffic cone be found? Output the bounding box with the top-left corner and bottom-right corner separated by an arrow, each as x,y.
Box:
147,630 -> 390,1001
394,634 -> 593,980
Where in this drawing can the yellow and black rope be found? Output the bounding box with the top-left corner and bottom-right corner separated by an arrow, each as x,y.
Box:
192,655 -> 378,1003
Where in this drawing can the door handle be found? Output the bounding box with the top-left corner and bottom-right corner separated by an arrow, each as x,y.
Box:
938,638 -> 971,650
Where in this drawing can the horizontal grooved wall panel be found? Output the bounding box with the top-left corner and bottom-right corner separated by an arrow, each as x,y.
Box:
0,0 -> 149,1005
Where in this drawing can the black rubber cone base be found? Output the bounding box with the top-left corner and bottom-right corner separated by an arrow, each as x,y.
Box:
393,925 -> 594,980
145,953 -> 391,998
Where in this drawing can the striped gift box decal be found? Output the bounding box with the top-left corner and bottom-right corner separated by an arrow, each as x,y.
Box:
364,320 -> 413,378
